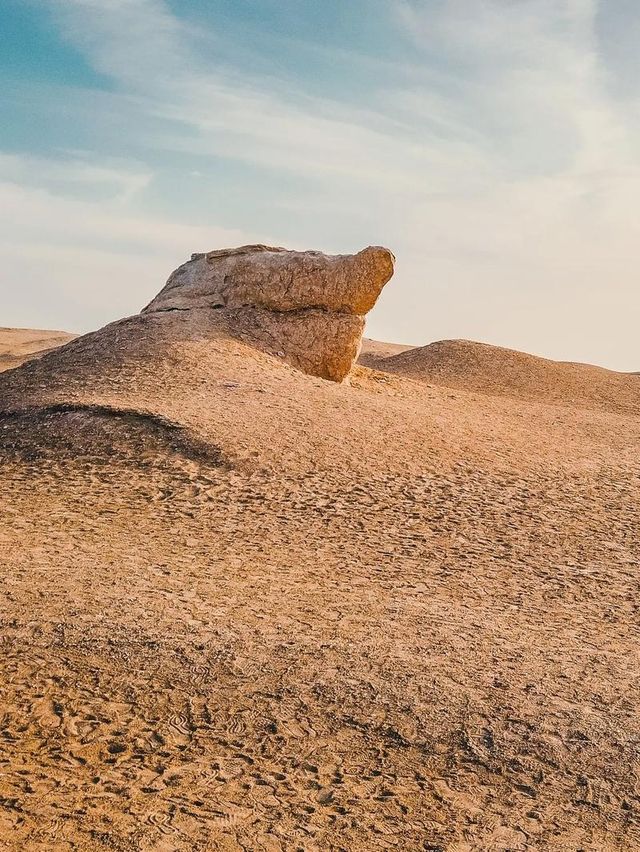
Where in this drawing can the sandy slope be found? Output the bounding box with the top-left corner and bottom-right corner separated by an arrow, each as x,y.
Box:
357,337 -> 414,367
1,315 -> 639,850
373,339 -> 640,416
0,328 -> 76,373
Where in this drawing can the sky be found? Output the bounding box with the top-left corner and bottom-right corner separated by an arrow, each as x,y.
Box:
2,0 -> 640,369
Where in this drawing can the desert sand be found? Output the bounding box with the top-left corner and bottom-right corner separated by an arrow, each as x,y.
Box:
1,246 -> 639,851
0,328 -> 76,373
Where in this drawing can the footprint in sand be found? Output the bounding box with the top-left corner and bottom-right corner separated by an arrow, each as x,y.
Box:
197,805 -> 254,828
166,712 -> 194,747
31,696 -> 62,729
227,713 -> 247,736
147,810 -> 176,835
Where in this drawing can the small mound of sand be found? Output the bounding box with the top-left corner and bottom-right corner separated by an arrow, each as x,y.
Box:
0,404 -> 226,468
0,327 -> 76,372
357,337 -> 414,367
374,338 -> 640,415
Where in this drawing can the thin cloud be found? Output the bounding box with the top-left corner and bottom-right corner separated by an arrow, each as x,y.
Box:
41,0 -> 475,187
0,151 -> 152,203
0,153 -> 259,330
5,0 -> 640,368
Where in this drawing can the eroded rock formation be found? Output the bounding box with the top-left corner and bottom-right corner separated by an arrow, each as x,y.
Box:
142,244 -> 395,381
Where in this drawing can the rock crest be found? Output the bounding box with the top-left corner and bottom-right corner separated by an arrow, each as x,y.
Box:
143,244 -> 394,381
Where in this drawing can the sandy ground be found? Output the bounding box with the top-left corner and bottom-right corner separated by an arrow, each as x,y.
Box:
1,319 -> 639,850
0,328 -> 76,373
357,338 -> 414,367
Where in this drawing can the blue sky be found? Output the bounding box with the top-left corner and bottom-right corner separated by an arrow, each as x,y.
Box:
2,0 -> 640,369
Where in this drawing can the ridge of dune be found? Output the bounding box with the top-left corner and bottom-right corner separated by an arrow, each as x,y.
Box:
1,253 -> 640,850
373,337 -> 640,415
0,326 -> 76,372
357,337 -> 414,366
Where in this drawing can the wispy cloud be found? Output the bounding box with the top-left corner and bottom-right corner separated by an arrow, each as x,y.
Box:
41,0 -> 478,188
5,0 -> 640,368
376,1 -> 640,365
0,151 -> 152,202
0,151 -> 257,330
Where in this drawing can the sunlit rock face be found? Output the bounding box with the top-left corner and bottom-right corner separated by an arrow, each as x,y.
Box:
142,244 -> 395,381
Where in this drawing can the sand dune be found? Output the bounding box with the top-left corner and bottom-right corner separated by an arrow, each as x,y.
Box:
0,327 -> 76,372
1,256 -> 639,850
373,338 -> 640,415
357,337 -> 414,367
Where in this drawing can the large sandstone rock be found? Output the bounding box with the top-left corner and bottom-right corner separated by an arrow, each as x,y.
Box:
142,244 -> 394,382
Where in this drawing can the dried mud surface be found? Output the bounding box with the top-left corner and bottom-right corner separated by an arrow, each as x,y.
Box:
1,318 -> 639,851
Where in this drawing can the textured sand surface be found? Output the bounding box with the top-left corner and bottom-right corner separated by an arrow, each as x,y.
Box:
0,328 -> 76,372
373,339 -> 640,416
1,317 -> 639,850
357,338 -> 414,368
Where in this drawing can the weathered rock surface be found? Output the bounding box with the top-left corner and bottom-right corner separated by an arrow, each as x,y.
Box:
142,244 -> 395,381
